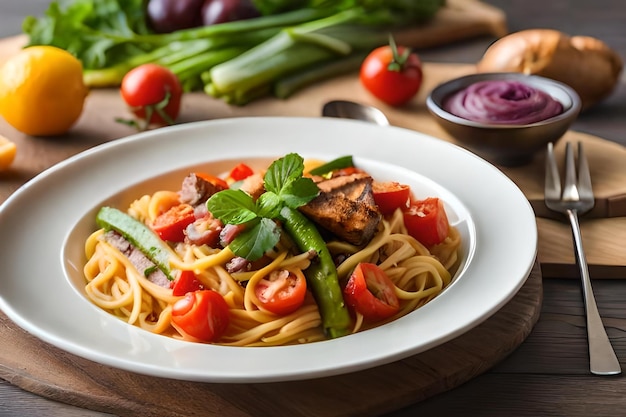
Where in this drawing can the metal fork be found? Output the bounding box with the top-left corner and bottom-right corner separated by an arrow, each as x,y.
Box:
545,141 -> 621,375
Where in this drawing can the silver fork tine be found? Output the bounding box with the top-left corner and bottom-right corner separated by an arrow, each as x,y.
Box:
562,142 -> 579,201
576,142 -> 594,201
545,142 -> 561,202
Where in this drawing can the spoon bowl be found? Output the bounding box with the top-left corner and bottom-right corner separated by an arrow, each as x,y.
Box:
322,100 -> 389,126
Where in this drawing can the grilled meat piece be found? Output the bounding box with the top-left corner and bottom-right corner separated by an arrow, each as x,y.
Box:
300,173 -> 382,246
178,173 -> 224,206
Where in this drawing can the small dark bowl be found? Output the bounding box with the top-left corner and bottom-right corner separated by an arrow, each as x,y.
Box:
426,72 -> 581,166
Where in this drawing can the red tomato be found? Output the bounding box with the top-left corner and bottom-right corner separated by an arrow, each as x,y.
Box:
195,172 -> 229,191
254,269 -> 307,316
360,38 -> 423,106
121,63 -> 182,126
403,197 -> 450,246
171,270 -> 204,296
171,290 -> 230,342
331,167 -> 365,177
343,263 -> 399,321
372,181 -> 411,215
152,203 -> 196,242
228,163 -> 254,182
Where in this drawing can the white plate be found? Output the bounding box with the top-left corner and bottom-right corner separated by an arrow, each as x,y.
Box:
0,117 -> 536,383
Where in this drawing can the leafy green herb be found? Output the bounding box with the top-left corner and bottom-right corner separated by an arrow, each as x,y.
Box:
206,153 -> 319,260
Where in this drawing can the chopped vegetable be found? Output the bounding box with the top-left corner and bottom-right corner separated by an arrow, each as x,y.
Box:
228,162 -> 254,182
372,181 -> 410,215
96,206 -> 175,280
344,262 -> 399,321
254,268 -> 307,315
23,1 -> 444,102
151,203 -> 196,242
402,197 -> 449,246
171,290 -> 230,342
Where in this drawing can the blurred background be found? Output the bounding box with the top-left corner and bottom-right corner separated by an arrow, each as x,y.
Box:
1,1 -> 624,142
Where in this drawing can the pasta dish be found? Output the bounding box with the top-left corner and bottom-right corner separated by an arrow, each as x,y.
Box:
83,154 -> 461,346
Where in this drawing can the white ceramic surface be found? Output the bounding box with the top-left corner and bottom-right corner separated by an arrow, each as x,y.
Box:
0,117 -> 536,383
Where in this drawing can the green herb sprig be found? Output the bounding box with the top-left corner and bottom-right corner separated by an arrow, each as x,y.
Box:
206,153 -> 319,261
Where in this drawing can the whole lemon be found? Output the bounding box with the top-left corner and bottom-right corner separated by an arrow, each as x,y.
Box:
0,45 -> 88,136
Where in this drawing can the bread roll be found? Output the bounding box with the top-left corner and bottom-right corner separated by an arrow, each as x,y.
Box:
477,29 -> 623,109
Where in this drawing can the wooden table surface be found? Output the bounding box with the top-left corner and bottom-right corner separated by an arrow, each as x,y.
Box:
1,1 -> 626,416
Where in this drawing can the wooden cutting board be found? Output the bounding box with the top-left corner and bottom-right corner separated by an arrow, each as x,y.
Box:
0,1 -> 611,415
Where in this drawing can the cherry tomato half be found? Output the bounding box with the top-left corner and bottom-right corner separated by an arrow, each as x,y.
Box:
343,263 -> 399,321
152,203 -> 196,242
171,290 -> 230,342
254,269 -> 307,316
121,63 -> 182,126
402,197 -> 450,247
372,181 -> 411,215
360,38 -> 423,106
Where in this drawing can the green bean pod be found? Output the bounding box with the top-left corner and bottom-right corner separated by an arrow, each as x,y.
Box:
279,206 -> 351,338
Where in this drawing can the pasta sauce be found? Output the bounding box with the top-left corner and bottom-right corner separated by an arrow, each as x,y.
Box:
443,79 -> 563,124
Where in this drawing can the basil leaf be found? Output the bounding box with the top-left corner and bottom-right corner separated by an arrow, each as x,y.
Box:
256,191 -> 282,218
229,218 -> 280,261
264,153 -> 304,195
280,177 -> 320,209
206,189 -> 258,225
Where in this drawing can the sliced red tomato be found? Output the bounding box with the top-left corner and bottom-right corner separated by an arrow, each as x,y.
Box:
152,203 -> 196,242
171,270 -> 204,296
171,290 -> 230,342
402,197 -> 449,246
372,181 -> 411,215
254,269 -> 307,316
228,163 -> 254,182
343,263 -> 399,321
195,172 -> 229,191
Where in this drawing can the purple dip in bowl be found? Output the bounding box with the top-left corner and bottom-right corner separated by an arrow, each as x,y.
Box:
426,72 -> 581,166
443,79 -> 564,125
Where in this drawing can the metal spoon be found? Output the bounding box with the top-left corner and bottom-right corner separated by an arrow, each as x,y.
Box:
322,100 -> 390,126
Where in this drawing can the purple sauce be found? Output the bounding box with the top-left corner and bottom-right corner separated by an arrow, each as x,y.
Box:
444,80 -> 563,124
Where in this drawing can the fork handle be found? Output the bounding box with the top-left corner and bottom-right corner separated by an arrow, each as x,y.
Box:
567,209 -> 622,375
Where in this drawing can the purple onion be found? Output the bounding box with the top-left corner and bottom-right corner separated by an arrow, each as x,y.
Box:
444,80 -> 563,125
